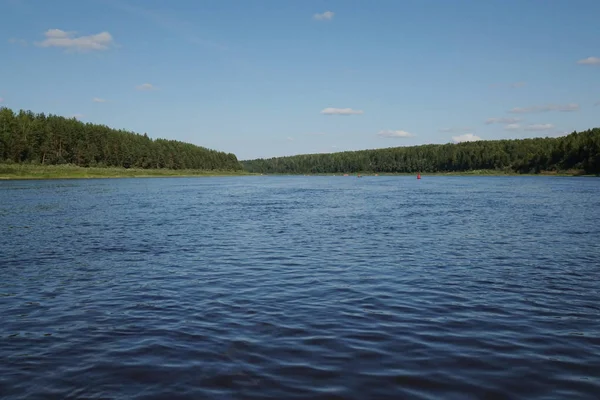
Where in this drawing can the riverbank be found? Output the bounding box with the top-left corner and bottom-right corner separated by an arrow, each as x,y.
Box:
1,164 -> 596,180
0,164 -> 251,180
258,169 -> 594,177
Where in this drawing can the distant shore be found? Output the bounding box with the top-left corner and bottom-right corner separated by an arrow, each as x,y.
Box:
0,164 -> 251,180
258,169 -> 595,177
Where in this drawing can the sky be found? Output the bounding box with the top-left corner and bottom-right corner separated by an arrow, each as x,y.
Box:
1,0 -> 599,160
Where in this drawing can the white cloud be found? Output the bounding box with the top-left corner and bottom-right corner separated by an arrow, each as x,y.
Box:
452,133 -> 481,143
486,117 -> 522,124
524,123 -> 554,131
577,57 -> 600,65
439,127 -> 472,133
504,124 -> 521,130
377,130 -> 414,138
92,97 -> 106,103
320,107 -> 363,115
136,83 -> 156,91
8,38 -> 27,46
315,145 -> 340,154
313,11 -> 334,21
508,103 -> 579,113
35,29 -> 114,52
287,137 -> 294,141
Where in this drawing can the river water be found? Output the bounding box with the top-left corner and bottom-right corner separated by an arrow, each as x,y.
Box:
1,176 -> 599,399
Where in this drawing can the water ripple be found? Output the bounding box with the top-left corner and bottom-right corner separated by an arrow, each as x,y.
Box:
1,176 -> 600,399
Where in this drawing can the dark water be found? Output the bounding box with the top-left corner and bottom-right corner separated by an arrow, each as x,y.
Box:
1,176 -> 600,399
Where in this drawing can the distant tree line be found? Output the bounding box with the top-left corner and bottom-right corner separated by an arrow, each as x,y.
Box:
242,129 -> 600,175
0,107 -> 242,170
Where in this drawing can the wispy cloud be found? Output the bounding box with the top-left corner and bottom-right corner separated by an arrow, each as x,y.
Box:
92,97 -> 107,103
307,132 -> 326,136
486,117 -> 522,124
71,114 -> 85,120
503,122 -> 556,132
504,124 -> 521,130
377,130 -> 414,138
313,11 -> 334,21
452,133 -> 481,143
8,38 -> 27,46
510,81 -> 527,88
106,0 -> 227,50
577,57 -> 600,65
316,145 -> 339,154
524,123 -> 554,131
0,98 -> 4,103
320,107 -> 363,115
439,127 -> 472,133
136,83 -> 156,91
594,101 -> 600,106
287,137 -> 294,141
508,103 -> 579,113
35,29 -> 114,52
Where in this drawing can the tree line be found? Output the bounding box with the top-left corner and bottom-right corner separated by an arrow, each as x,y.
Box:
3,106 -> 598,175
242,128 -> 600,175
0,107 -> 242,171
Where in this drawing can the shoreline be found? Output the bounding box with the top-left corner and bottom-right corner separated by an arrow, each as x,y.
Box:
0,164 -> 252,180
1,164 -> 597,180
253,170 -> 597,178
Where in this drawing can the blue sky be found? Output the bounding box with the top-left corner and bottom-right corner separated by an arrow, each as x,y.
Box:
1,0 -> 599,160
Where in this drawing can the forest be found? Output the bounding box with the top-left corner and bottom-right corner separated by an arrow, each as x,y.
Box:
2,106 -> 599,176
0,107 -> 242,171
242,128 -> 600,175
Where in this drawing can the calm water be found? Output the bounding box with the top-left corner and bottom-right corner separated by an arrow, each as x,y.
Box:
1,176 -> 600,399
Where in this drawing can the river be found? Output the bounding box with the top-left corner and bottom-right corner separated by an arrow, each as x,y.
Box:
1,176 -> 599,399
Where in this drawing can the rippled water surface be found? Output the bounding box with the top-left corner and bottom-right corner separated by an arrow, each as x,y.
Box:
1,176 -> 600,399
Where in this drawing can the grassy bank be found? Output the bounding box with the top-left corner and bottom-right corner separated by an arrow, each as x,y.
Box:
1,164 -> 595,180
0,164 -> 251,180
